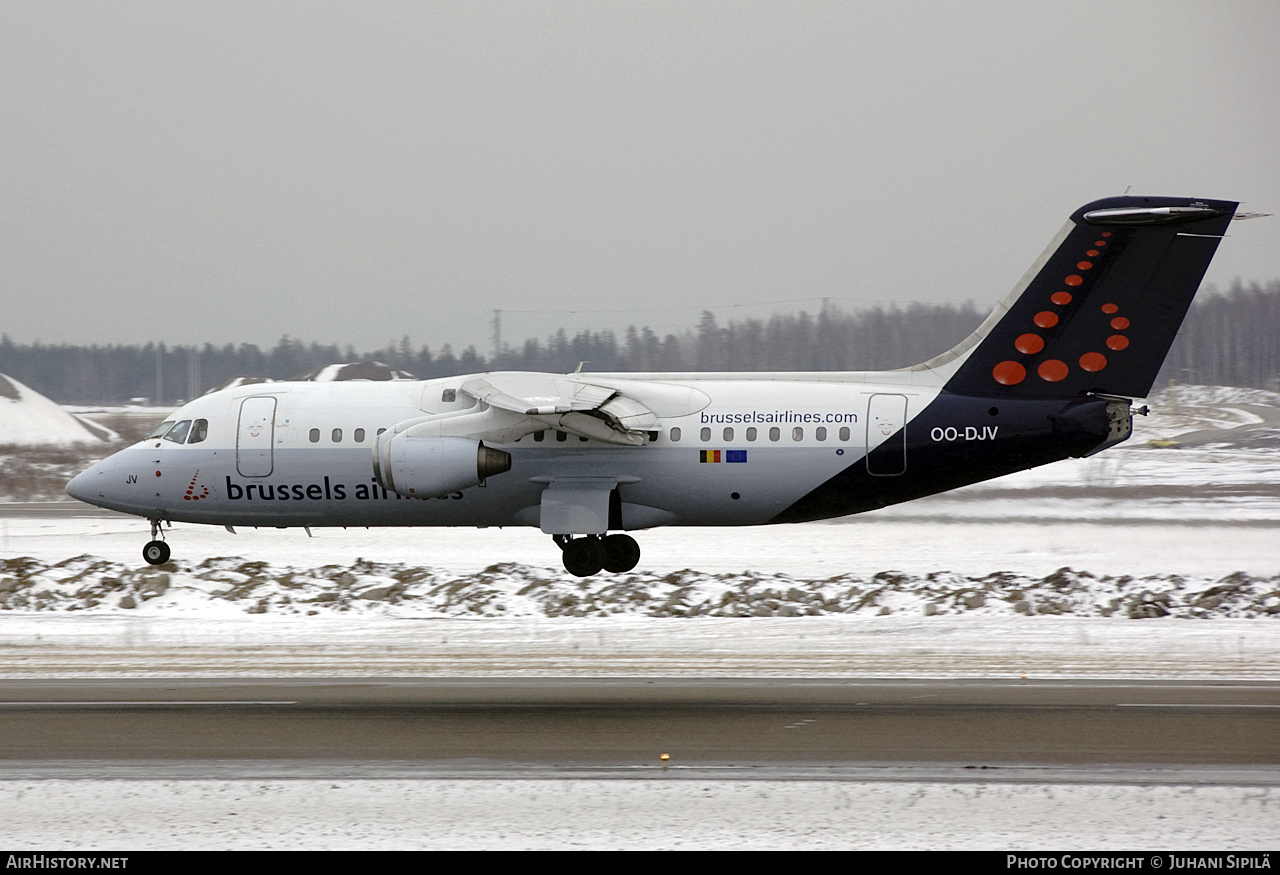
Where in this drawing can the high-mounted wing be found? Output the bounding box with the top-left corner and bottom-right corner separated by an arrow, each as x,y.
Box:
459,373 -> 659,446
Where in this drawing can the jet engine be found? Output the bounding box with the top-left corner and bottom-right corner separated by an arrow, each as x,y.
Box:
373,434 -> 511,498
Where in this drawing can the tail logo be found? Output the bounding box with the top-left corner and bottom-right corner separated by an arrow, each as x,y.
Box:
992,232 -> 1131,386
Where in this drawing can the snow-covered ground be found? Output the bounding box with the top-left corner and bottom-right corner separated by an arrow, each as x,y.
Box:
4,777 -> 1274,851
0,386 -> 1277,849
0,374 -> 117,445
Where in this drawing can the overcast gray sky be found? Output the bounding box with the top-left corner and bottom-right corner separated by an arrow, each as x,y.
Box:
3,1 -> 1278,356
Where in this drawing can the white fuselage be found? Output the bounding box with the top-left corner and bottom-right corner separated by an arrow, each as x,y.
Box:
68,372 -> 940,531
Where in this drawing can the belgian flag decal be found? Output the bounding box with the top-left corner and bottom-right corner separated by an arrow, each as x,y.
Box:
700,450 -> 747,463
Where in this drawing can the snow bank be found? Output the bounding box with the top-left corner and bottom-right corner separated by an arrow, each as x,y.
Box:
4,555 -> 1278,621
0,374 -> 115,446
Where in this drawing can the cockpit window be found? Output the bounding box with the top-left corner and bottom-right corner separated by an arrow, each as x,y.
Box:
163,420 -> 192,444
146,420 -> 175,440
188,419 -> 209,444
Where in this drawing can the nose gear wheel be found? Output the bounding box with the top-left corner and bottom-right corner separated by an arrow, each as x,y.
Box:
143,541 -> 170,565
143,519 -> 171,566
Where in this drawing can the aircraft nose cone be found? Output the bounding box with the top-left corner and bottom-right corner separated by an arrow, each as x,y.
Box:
65,465 -> 98,503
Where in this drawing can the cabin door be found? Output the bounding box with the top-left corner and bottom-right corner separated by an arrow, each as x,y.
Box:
866,393 -> 907,476
236,396 -> 276,477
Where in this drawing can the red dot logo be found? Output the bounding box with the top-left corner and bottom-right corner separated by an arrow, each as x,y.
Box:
1106,335 -> 1130,350
1015,333 -> 1045,354
1110,316 -> 1130,330
1034,311 -> 1059,328
182,470 -> 210,501
1038,360 -> 1069,382
1079,352 -> 1107,372
1064,275 -> 1083,287
1086,249 -> 1100,257
1101,303 -> 1118,314
1076,261 -> 1093,270
993,361 -> 1027,385
1051,292 -> 1072,306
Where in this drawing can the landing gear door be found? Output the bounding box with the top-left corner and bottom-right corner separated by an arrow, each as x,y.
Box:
866,393 -> 907,476
540,478 -> 617,535
237,396 -> 276,477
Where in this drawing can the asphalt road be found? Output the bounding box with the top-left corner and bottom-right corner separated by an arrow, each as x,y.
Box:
2,678 -> 1277,778
0,501 -> 122,517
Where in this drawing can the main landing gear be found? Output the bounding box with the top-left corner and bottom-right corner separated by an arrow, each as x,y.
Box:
554,534 -> 641,577
143,519 -> 171,566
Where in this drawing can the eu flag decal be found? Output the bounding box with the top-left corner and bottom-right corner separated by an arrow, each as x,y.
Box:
700,450 -> 748,463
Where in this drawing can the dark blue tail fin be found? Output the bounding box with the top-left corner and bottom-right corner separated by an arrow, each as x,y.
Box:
942,196 -> 1238,398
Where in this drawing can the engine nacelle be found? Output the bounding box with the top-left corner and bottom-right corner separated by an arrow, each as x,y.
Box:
373,434 -> 511,498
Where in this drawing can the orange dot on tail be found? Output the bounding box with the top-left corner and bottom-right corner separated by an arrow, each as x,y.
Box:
1102,231 -> 1112,237
1064,275 -> 1083,287
1086,250 -> 1100,257
1079,352 -> 1107,372
1038,359 -> 1069,382
1101,303 -> 1118,314
993,361 -> 1026,385
1015,333 -> 1045,354
1106,335 -> 1130,350
1050,292 -> 1072,306
1111,316 -> 1130,330
1095,240 -> 1106,246
1076,261 -> 1093,270
1034,311 -> 1059,328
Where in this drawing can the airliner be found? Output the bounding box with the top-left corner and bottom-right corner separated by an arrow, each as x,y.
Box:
67,196 -> 1245,575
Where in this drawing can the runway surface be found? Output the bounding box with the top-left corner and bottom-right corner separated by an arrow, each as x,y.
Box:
3,678 -> 1277,781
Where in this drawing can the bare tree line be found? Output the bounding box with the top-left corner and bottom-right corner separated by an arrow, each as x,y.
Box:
2,280 -> 1276,404
1155,280 -> 1280,391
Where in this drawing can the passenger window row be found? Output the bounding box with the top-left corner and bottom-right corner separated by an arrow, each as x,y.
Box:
517,430 -> 662,444
152,419 -> 848,448
307,427 -> 384,444
512,427 -> 855,445
668,426 -> 851,443
529,431 -> 588,443
151,419 -> 394,446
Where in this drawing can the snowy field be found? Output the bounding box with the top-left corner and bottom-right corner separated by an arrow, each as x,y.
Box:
0,386 -> 1278,849
4,777 -> 1275,851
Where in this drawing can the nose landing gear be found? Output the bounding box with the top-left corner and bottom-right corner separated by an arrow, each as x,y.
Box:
554,533 -> 641,577
143,519 -> 171,566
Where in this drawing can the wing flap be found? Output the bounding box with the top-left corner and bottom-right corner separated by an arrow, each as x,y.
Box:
457,372 -> 657,445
